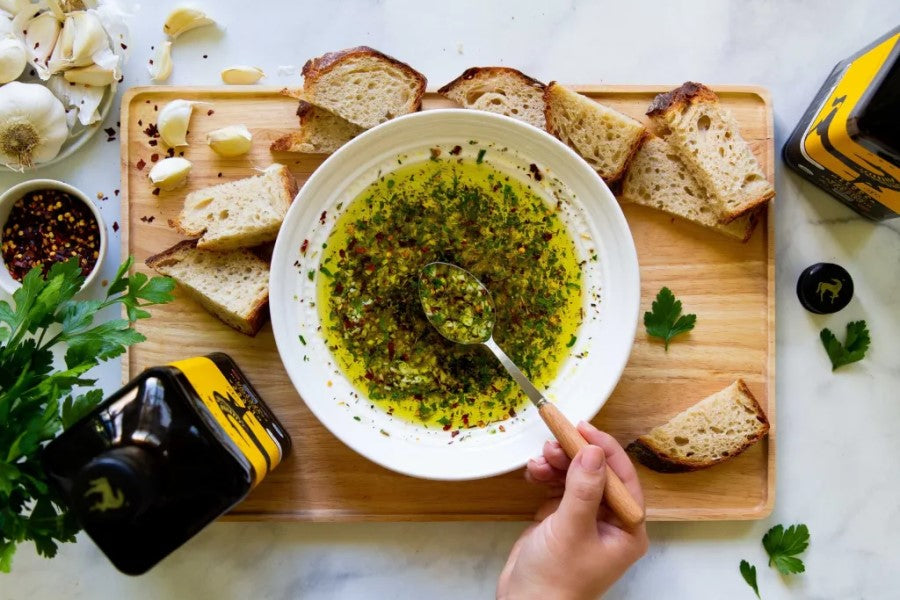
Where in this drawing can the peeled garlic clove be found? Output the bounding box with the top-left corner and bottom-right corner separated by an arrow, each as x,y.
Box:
163,7 -> 215,39
149,157 -> 192,190
207,124 -> 252,157
63,63 -> 115,86
148,40 -> 172,82
221,65 -> 264,85
0,35 -> 27,84
47,14 -> 75,74
67,11 -> 109,67
157,99 -> 209,147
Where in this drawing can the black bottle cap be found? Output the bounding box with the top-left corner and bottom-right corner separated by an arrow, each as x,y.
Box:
796,263 -> 854,314
71,446 -> 158,524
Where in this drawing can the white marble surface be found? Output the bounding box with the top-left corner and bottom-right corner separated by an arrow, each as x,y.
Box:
3,0 -> 900,598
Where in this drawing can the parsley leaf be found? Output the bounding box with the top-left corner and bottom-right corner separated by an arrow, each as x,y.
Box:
740,560 -> 760,598
820,320 -> 870,371
0,257 -> 173,573
762,523 -> 809,575
643,287 -> 697,350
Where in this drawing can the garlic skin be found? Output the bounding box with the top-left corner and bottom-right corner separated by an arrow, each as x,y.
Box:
221,66 -> 265,85
63,63 -> 115,86
157,99 -> 209,147
0,34 -> 26,84
148,40 -> 172,82
163,7 -> 215,39
18,11 -> 61,80
149,157 -> 192,190
207,124 -> 252,157
0,82 -> 68,171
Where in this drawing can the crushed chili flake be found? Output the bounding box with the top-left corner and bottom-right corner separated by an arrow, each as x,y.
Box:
151,188 -> 161,196
112,221 -> 119,232
166,147 -> 175,158
1,189 -> 101,281
319,211 -> 327,224
138,119 -> 143,126
451,430 -> 460,438
143,123 -> 159,138
136,158 -> 146,170
140,215 -> 156,223
300,239 -> 309,254
120,43 -> 127,50
217,172 -> 223,178
203,54 -> 208,59
150,153 -> 159,162
114,189 -> 120,196
529,163 -> 543,181
207,109 -> 214,116
450,145 -> 462,156
148,139 -> 158,146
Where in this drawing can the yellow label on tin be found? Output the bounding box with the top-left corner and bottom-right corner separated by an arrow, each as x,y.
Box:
802,32 -> 900,212
170,357 -> 282,487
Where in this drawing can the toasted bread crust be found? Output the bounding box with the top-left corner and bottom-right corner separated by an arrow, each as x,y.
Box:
437,66 -> 546,96
646,81 -> 719,117
720,188 -> 775,224
607,130 -> 649,183
269,131 -> 300,153
144,239 -> 199,269
302,46 -> 427,111
278,162 -> 300,201
626,379 -> 770,473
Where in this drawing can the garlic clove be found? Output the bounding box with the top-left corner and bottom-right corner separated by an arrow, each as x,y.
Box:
207,124 -> 252,157
0,35 -> 27,84
157,99 -> 210,147
19,11 -> 62,80
46,13 -> 75,74
63,63 -> 115,86
45,73 -> 104,126
163,6 -> 215,39
67,11 -> 108,67
147,40 -> 172,82
148,156 -> 192,190
221,65 -> 265,85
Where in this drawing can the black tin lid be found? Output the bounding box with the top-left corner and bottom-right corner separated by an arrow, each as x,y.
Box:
796,263 -> 854,314
70,446 -> 158,524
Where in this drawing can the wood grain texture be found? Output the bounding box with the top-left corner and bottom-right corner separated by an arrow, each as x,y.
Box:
120,85 -> 775,521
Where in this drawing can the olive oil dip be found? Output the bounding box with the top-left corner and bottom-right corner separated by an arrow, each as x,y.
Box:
317,156 -> 584,431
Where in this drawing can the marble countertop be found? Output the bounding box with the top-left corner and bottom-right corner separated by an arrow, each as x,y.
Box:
3,0 -> 900,598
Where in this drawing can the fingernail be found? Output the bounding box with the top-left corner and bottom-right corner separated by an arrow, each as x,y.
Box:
581,445 -> 605,472
532,455 -> 547,466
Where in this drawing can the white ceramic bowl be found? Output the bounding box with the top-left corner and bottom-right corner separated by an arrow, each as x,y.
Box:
270,109 -> 640,480
0,179 -> 107,295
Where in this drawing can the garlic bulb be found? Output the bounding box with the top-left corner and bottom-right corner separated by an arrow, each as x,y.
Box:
0,82 -> 68,170
207,124 -> 252,157
221,66 -> 265,85
157,99 -> 209,147
0,34 -> 26,84
149,157 -> 192,190
163,7 -> 215,39
148,40 -> 172,82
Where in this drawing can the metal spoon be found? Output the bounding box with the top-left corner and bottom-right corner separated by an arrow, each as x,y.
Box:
418,262 -> 644,528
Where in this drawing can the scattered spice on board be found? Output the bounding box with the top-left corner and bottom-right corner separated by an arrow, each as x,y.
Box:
136,158 -> 146,170
1,189 -> 101,281
112,221 -> 119,232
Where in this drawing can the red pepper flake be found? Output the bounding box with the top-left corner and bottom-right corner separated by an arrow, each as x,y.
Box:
300,239 -> 309,254
461,414 -> 470,426
114,189 -> 120,196
112,221 -> 119,232
148,59 -> 154,65
0,189 -> 102,280
137,119 -> 143,126
334,282 -> 343,294
387,340 -> 395,361
451,430 -> 460,438
120,43 -> 127,50
442,423 -> 452,431
499,425 -> 506,432
319,211 -> 327,224
150,153 -> 159,162
365,263 -> 375,273
202,54 -> 208,59
529,163 -> 543,181
148,139 -> 158,146
143,123 -> 159,138
151,188 -> 161,196
166,147 -> 175,157
542,232 -> 553,241
207,109 -> 214,116
449,145 -> 462,156
430,147 -> 441,160
509,407 -> 517,418
139,215 -> 156,223
178,151 -> 185,157
136,158 -> 146,170
217,172 -> 223,178
153,104 -> 158,111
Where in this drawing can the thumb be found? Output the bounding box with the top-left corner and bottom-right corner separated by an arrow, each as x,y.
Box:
555,445 -> 607,540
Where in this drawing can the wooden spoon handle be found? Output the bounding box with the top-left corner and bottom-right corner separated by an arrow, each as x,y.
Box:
538,402 -> 645,529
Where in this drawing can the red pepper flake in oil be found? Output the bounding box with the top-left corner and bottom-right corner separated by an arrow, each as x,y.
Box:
319,211 -> 327,224
1,189 -> 102,281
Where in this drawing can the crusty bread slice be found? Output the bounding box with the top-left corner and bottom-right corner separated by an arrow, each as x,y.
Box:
626,380 -> 770,473
621,136 -> 759,242
145,240 -> 269,336
544,82 -> 647,183
270,100 -> 364,154
170,164 -> 297,251
647,82 -> 774,223
301,46 -> 426,129
437,67 -> 547,129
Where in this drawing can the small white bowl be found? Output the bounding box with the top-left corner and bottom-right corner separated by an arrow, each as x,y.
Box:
0,179 -> 107,295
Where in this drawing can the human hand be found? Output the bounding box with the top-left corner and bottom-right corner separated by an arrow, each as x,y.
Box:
497,422 -> 648,600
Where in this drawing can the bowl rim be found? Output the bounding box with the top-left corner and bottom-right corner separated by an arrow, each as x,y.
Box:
270,108 -> 641,479
0,178 -> 108,295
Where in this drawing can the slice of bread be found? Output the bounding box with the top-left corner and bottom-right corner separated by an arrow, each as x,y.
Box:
301,46 -> 427,129
270,100 -> 365,154
621,136 -> 759,241
626,380 -> 770,473
647,82 -> 774,223
544,82 -> 647,183
437,67 -> 547,129
170,164 -> 297,251
145,240 -> 269,336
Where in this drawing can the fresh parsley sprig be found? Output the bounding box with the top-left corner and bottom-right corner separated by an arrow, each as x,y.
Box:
763,523 -> 810,575
820,320 -> 870,371
739,560 -> 760,598
0,257 -> 174,573
644,287 -> 696,350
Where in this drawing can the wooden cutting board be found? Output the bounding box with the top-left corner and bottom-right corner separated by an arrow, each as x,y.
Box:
120,85 -> 775,521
